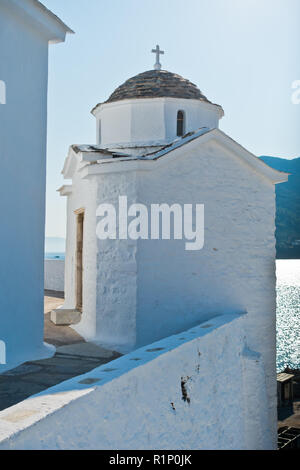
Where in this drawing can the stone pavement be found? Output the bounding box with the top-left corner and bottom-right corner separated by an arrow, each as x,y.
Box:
44,290 -> 83,347
0,292 -> 121,412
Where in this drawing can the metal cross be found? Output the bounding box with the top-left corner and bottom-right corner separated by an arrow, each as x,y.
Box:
152,45 -> 164,71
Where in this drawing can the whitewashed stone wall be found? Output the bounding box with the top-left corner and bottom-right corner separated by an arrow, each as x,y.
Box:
93,171 -> 138,349
44,260 -> 65,292
0,314 -> 274,450
134,139 -> 277,443
62,135 -> 278,443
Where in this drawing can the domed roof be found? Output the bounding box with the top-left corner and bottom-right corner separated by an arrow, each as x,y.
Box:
105,69 -> 211,104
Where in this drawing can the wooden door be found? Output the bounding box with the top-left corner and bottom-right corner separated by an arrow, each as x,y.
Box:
76,210 -> 84,311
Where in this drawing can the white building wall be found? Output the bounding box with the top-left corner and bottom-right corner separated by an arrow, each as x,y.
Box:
97,102 -> 131,147
134,140 -> 277,444
62,172 -> 98,339
86,171 -> 138,349
63,139 -> 278,441
94,98 -> 222,148
0,315 -> 274,450
164,98 -> 221,141
0,3 -> 67,371
63,169 -> 138,349
44,260 -> 65,292
131,99 -> 166,143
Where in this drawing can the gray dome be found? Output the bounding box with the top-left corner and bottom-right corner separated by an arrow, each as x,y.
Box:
105,69 -> 211,104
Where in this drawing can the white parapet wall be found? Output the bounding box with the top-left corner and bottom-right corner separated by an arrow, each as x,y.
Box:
44,259 -> 65,293
0,314 -> 274,450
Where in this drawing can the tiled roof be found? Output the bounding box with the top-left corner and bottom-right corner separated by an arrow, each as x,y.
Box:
105,69 -> 211,104
71,128 -> 211,162
70,128 -> 289,185
71,145 -> 130,158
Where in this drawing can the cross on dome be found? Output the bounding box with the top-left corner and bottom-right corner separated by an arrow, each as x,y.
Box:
151,45 -> 164,71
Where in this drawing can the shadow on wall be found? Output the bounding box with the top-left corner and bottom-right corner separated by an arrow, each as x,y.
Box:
0,313 -> 275,450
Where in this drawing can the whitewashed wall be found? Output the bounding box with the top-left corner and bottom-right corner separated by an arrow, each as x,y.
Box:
135,138 -> 277,442
0,314 -> 274,450
62,169 -> 98,340
62,134 -> 278,445
44,260 -> 65,293
94,97 -> 222,148
0,1 -> 69,372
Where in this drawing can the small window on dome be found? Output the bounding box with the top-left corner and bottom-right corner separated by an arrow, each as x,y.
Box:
177,111 -> 185,137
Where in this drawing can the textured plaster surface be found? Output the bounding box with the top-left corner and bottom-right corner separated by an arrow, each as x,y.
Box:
62,133 -> 278,443
0,1 -> 70,372
94,97 -> 221,148
0,315 -> 274,450
44,260 -> 65,293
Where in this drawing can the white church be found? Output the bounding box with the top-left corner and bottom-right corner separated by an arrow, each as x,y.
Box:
57,45 -> 287,348
46,46 -> 289,448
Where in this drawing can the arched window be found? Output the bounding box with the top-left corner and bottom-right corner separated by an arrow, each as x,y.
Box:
177,110 -> 185,137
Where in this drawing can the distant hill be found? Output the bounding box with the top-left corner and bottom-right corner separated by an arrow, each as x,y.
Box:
260,156 -> 300,259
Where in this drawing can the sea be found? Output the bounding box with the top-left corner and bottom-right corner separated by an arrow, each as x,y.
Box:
44,254 -> 299,372
276,259 -> 300,372
45,253 -> 65,260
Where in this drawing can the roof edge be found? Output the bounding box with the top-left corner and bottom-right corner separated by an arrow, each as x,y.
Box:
57,185 -> 73,196
211,129 -> 289,184
2,0 -> 74,43
76,128 -> 289,185
32,0 -> 74,34
91,96 -> 224,117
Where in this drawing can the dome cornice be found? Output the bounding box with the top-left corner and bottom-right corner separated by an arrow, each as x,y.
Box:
91,69 -> 221,114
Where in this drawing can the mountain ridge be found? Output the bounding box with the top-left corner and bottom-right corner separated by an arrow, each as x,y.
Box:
260,156 -> 300,258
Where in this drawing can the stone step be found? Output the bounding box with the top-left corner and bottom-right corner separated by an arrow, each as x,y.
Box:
50,309 -> 81,326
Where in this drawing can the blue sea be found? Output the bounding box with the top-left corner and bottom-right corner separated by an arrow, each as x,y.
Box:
45,252 -> 65,260
276,259 -> 300,372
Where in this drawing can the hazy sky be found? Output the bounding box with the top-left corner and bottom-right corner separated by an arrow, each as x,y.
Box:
42,0 -> 300,238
